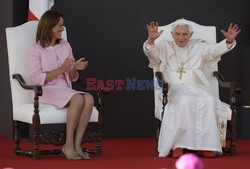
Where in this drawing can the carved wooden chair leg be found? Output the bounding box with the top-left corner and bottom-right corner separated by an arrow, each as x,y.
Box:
32,124 -> 40,160
156,119 -> 161,152
32,95 -> 41,160
230,109 -> 237,155
95,92 -> 103,157
96,121 -> 102,157
229,88 -> 237,156
14,121 -> 21,155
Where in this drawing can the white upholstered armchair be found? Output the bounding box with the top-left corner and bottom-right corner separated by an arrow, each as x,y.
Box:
6,21 -> 108,159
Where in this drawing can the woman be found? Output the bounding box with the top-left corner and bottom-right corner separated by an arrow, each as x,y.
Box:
27,10 -> 93,160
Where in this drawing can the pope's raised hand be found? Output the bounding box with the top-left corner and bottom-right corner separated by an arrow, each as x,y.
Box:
146,21 -> 164,44
221,23 -> 241,43
74,57 -> 88,70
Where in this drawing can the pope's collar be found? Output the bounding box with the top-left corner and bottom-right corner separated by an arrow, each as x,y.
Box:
173,41 -> 189,50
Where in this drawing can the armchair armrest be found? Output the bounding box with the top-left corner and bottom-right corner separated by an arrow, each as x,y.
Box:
12,73 -> 42,97
155,71 -> 168,91
213,71 -> 241,93
12,74 -> 42,129
155,71 -> 168,106
155,71 -> 163,87
213,71 -> 241,155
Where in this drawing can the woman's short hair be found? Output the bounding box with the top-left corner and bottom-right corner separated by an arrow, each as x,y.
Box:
36,10 -> 63,48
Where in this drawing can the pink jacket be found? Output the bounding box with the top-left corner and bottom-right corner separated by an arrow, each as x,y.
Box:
27,40 -> 79,86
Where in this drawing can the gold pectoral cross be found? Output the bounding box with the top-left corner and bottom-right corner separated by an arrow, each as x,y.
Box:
177,64 -> 186,79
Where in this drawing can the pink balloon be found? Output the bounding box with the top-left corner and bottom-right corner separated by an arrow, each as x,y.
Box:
175,153 -> 204,169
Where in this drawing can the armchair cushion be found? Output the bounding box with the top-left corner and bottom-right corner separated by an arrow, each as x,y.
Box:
14,104 -> 99,124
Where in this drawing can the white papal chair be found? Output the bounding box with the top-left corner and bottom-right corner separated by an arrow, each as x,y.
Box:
153,20 -> 241,155
6,21 -> 108,159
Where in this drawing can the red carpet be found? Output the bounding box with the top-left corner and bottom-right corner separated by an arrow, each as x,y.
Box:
0,135 -> 250,169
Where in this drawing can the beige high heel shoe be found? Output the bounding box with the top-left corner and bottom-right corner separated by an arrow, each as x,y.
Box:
62,146 -> 81,160
76,149 -> 91,160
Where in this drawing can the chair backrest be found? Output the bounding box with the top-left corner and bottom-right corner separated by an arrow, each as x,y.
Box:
153,20 -> 219,120
6,21 -> 67,111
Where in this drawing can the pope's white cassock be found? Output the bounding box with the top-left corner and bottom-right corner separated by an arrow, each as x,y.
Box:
143,38 -> 236,157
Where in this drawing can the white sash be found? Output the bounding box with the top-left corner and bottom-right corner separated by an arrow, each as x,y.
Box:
163,70 -> 203,85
